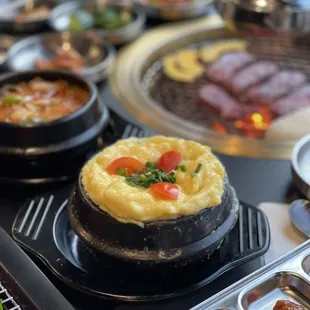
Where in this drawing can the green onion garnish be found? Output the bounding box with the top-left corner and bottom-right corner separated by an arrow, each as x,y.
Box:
2,96 -> 22,104
191,163 -> 202,177
179,165 -> 187,172
117,168 -> 126,176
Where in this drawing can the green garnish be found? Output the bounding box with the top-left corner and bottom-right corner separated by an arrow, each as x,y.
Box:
2,96 -> 22,104
191,163 -> 202,177
0,299 -> 3,310
125,163 -> 176,189
179,164 -> 187,172
117,168 -> 126,176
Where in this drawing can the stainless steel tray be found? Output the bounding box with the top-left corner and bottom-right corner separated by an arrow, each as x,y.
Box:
191,240 -> 310,309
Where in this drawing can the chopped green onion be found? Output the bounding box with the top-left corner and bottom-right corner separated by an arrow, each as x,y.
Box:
191,163 -> 202,177
117,168 -> 126,176
179,165 -> 187,172
2,96 -> 22,104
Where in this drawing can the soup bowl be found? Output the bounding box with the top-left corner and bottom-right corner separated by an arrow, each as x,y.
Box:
0,70 -> 109,184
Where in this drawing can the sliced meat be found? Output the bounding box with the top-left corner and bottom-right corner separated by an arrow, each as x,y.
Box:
229,61 -> 278,94
206,51 -> 255,85
198,84 -> 244,120
246,70 -> 307,104
273,300 -> 307,310
273,84 -> 310,115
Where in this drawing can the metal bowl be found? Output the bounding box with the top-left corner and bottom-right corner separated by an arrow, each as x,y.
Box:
215,0 -> 279,33
49,1 -> 145,45
291,134 -> 310,200
0,0 -> 58,33
0,35 -> 15,68
265,1 -> 310,33
7,32 -> 115,83
216,0 -> 310,34
134,0 -> 214,21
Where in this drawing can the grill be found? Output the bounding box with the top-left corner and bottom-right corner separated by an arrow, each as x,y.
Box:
0,264 -> 39,310
0,281 -> 21,310
143,35 -> 310,138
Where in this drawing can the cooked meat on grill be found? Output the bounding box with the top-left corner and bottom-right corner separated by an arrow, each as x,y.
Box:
246,70 -> 307,104
198,84 -> 245,120
273,300 -> 307,310
206,51 -> 255,85
272,84 -> 310,115
229,61 -> 278,94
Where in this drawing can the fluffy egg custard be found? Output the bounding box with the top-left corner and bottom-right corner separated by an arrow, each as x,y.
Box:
82,136 -> 225,226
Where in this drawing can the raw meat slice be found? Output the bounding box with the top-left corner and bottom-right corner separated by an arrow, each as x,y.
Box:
272,84 -> 310,115
230,61 -> 278,94
246,70 -> 307,104
198,84 -> 244,119
206,51 -> 255,85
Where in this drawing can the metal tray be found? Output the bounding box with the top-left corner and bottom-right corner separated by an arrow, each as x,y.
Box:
191,240 -> 310,309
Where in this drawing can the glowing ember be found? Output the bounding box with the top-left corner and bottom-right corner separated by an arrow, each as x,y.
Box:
213,122 -> 227,134
234,106 -> 273,138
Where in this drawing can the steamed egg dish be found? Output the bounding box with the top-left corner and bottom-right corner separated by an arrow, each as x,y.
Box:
82,136 -> 225,226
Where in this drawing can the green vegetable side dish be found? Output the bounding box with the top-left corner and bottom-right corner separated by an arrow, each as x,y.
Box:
69,7 -> 133,32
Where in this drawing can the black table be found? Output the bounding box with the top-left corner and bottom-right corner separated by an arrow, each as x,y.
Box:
0,84 -> 297,310
0,8 -> 300,309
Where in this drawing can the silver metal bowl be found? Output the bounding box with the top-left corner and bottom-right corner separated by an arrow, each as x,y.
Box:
49,1 -> 145,45
291,134 -> 310,200
0,35 -> 15,68
134,0 -> 214,21
7,32 -> 115,83
216,0 -> 310,34
0,0 -> 58,33
266,1 -> 310,33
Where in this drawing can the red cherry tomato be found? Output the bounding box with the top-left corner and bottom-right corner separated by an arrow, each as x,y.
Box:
107,157 -> 145,175
149,182 -> 179,200
157,151 -> 182,173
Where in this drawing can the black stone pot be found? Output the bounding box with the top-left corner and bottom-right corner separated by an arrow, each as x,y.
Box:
0,70 -> 109,184
67,172 -> 239,269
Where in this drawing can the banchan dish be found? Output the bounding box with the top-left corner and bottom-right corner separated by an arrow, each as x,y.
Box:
49,1 -> 145,45
0,0 -> 59,33
0,70 -> 109,184
68,136 -> 239,268
135,0 -> 214,21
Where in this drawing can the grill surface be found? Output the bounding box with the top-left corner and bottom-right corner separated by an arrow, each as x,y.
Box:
143,35 -> 310,138
0,281 -> 21,310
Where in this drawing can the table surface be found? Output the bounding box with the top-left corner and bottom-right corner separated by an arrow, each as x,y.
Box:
0,86 -> 298,310
0,6 -> 302,309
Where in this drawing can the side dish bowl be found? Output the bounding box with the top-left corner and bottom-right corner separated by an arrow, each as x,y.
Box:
7,32 -> 115,83
49,1 -> 145,45
135,0 -> 214,21
68,172 -> 239,268
0,70 -> 109,183
0,0 -> 58,33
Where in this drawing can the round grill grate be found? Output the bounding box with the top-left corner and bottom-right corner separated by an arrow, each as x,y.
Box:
143,35 -> 310,138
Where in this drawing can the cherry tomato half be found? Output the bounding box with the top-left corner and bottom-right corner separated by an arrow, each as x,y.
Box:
149,182 -> 179,200
107,157 -> 145,175
157,151 -> 181,173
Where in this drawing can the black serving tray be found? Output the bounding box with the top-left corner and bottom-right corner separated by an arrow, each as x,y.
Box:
11,189 -> 270,303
